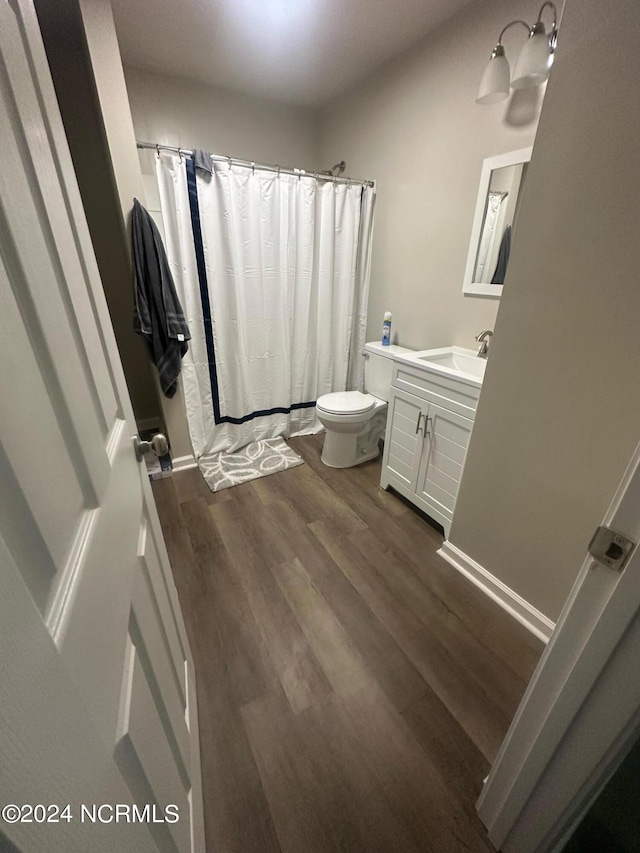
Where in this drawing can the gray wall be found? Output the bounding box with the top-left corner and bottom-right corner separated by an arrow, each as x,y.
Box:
319,0 -> 544,351
125,67 -> 322,171
449,0 -> 640,621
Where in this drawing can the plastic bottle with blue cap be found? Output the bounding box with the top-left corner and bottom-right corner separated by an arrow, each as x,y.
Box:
382,311 -> 392,346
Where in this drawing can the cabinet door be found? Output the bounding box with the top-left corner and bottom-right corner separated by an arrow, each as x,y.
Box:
382,388 -> 426,492
417,402 -> 474,520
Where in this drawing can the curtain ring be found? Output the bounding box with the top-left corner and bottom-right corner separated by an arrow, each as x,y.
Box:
313,172 -> 318,182
251,161 -> 255,175
179,149 -> 184,163
347,178 -> 352,189
276,165 -> 281,179
226,155 -> 232,170
155,144 -> 160,159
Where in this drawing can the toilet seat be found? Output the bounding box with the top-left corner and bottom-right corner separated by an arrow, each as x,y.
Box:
316,391 -> 376,416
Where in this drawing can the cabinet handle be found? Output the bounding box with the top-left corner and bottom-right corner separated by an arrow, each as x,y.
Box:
415,412 -> 424,435
424,415 -> 432,438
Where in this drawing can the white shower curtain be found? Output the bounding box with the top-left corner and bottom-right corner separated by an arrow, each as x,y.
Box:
475,190 -> 507,283
156,153 -> 375,458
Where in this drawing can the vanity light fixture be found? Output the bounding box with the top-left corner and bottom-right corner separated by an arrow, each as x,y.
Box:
476,2 -> 558,105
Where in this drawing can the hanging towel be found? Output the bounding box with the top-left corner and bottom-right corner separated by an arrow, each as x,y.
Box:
491,224 -> 512,285
132,197 -> 190,398
193,149 -> 214,176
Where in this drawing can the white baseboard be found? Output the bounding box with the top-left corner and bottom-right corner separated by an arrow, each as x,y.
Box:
172,454 -> 197,473
438,541 -> 555,644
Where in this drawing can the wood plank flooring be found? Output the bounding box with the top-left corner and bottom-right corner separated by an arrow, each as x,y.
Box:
152,434 -> 543,853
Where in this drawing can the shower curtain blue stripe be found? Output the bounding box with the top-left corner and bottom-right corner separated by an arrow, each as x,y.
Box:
185,157 -> 317,426
185,158 -> 221,421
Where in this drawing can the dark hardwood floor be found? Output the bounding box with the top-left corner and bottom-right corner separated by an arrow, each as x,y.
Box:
152,434 -> 543,853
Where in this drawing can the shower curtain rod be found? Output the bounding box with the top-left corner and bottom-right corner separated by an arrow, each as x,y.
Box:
136,140 -> 374,188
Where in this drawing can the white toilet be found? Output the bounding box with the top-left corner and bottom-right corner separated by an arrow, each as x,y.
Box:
316,341 -> 410,468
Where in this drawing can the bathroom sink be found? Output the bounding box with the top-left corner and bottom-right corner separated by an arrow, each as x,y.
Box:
417,349 -> 485,378
394,346 -> 486,386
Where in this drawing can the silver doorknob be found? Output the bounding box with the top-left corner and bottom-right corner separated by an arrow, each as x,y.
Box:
134,433 -> 169,461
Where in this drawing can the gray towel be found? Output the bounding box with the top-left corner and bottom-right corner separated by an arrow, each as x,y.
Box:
193,149 -> 214,176
491,225 -> 512,285
132,198 -> 190,398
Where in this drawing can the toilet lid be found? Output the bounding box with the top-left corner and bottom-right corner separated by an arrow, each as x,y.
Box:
316,391 -> 376,415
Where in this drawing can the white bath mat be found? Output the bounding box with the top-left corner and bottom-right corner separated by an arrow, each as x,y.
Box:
198,437 -> 304,493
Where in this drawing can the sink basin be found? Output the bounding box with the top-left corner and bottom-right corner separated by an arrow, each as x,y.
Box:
417,349 -> 486,378
394,346 -> 486,386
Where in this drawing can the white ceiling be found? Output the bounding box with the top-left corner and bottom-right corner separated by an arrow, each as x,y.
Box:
111,0 -> 475,108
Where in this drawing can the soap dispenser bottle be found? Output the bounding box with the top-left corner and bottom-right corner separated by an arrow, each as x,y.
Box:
382,311 -> 392,346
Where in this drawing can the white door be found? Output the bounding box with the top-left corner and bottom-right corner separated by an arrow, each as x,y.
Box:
0,3 -> 204,852
416,402 -> 473,527
380,388 -> 425,491
477,439 -> 640,852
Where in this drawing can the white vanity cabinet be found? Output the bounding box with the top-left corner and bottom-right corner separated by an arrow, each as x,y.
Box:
380,357 -> 481,536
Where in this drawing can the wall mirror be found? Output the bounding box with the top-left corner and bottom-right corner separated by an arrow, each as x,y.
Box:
463,146 -> 532,298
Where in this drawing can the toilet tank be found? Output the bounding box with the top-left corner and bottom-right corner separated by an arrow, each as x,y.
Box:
364,341 -> 411,401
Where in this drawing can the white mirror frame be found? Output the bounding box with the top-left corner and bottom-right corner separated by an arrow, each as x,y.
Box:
463,146 -> 533,298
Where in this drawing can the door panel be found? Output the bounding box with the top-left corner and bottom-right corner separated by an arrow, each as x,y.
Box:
52,422 -> 142,737
130,528 -> 191,774
429,431 -> 468,466
0,1 -> 203,850
428,447 -> 464,484
425,463 -> 460,501
384,389 -> 426,490
417,403 -> 473,514
116,638 -> 191,853
0,539 -> 159,853
418,479 -> 457,514
138,516 -> 188,701
387,442 -> 417,471
0,240 -> 100,609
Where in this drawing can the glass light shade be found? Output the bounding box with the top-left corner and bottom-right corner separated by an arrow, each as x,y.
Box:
511,29 -> 552,89
476,52 -> 511,105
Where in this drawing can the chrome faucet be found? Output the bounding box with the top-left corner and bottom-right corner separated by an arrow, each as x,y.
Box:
475,329 -> 493,358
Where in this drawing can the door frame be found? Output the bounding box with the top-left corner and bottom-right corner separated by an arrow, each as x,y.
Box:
477,438 -> 640,851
